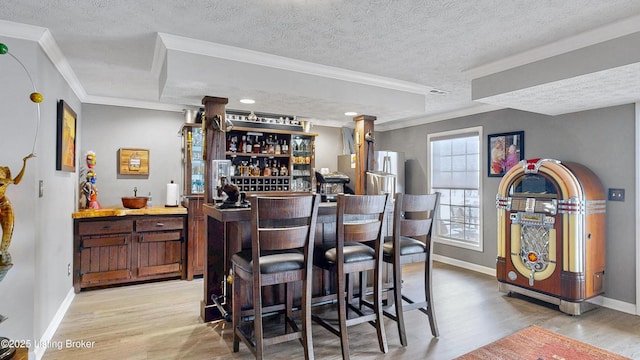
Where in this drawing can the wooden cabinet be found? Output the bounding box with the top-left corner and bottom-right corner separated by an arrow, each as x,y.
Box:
73,213 -> 186,292
181,124 -> 205,196
76,219 -> 133,288
183,196 -> 205,280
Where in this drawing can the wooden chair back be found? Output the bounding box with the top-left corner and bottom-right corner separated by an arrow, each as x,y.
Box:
250,194 -> 320,254
394,192 -> 440,240
337,193 -> 390,246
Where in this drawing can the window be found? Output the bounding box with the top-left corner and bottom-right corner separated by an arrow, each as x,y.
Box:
428,127 -> 482,251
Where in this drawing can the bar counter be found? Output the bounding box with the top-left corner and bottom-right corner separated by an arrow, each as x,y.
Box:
201,201 -> 338,322
72,205 -> 187,219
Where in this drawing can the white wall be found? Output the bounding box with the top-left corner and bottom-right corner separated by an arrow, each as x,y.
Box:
378,105 -> 637,306
81,105 -> 183,207
0,35 -> 80,357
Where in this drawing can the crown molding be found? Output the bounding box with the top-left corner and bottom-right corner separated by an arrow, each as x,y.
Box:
157,32 -> 433,95
0,19 -> 47,41
38,29 -> 87,100
151,33 -> 167,80
464,13 -> 640,78
83,94 -> 186,112
376,103 -> 503,132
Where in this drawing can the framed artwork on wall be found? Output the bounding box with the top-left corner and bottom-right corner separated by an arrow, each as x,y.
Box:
488,131 -> 524,177
56,100 -> 77,172
118,148 -> 150,175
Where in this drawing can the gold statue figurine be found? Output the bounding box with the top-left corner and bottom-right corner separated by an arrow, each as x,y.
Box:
0,153 -> 35,281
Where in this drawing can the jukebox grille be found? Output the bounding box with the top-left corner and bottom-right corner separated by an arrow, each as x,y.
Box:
520,224 -> 550,272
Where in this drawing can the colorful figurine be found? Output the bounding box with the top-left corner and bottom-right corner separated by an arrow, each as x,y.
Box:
83,151 -> 101,210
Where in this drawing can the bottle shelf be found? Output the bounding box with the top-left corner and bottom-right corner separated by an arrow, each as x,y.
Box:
230,176 -> 291,192
225,124 -> 315,194
226,152 -> 290,158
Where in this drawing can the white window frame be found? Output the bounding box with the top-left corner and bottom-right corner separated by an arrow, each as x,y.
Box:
427,126 -> 483,252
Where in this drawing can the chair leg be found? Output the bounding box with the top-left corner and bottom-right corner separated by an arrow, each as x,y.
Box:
254,281 -> 264,359
302,278 -> 314,360
337,271 -> 351,360
393,260 -> 408,346
358,270 -> 367,310
232,266 -> 241,353
424,257 -> 439,337
374,263 -> 388,353
286,282 -> 293,334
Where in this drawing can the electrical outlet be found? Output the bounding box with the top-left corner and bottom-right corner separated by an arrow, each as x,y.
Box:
608,188 -> 625,202
39,180 -> 44,198
67,263 -> 71,276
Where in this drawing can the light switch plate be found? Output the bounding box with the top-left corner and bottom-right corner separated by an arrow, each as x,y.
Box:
39,180 -> 43,197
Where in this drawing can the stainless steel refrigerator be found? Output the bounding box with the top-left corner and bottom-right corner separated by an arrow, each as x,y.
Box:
337,151 -> 405,195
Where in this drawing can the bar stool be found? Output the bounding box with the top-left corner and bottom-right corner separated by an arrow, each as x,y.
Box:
382,192 -> 440,346
231,194 -> 320,360
312,193 -> 390,360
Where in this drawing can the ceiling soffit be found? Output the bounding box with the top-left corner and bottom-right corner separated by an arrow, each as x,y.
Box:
155,33 -> 431,125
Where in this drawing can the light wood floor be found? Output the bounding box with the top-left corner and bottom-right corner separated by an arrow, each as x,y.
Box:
43,262 -> 640,359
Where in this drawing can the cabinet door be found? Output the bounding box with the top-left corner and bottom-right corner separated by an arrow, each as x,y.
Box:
136,217 -> 185,278
182,124 -> 206,195
79,234 -> 131,284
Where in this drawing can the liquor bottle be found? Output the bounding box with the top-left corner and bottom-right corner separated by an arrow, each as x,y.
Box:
239,135 -> 246,153
250,160 -> 260,176
244,136 -> 252,153
253,136 -> 261,153
261,140 -> 267,154
271,160 -> 279,176
280,162 -> 288,177
282,140 -> 288,154
275,136 -> 281,155
263,159 -> 271,176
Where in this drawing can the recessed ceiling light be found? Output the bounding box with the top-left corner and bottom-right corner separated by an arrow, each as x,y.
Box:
240,98 -> 255,104
344,111 -> 358,116
428,89 -> 448,96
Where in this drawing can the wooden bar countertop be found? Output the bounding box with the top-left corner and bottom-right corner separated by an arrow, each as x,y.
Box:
72,205 -> 187,219
202,201 -> 337,223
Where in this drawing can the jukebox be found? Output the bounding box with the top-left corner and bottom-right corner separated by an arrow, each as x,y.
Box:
496,158 -> 606,315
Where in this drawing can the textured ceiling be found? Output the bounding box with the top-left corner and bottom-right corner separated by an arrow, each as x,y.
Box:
2,1 -> 640,129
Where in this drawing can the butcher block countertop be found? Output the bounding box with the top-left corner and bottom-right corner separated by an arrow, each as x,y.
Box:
72,206 -> 187,219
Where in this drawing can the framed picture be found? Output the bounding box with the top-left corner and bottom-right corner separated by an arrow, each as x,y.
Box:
488,131 -> 524,177
56,100 -> 77,172
118,148 -> 150,175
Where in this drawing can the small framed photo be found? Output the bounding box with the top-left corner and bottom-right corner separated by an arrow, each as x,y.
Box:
56,100 -> 77,172
488,131 -> 524,177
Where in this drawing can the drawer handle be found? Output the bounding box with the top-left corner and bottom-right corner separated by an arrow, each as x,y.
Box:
156,222 -> 165,227
101,225 -> 111,229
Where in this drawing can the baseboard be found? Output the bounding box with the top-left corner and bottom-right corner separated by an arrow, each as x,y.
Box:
433,254 -> 496,277
33,287 -> 75,360
433,254 -> 638,316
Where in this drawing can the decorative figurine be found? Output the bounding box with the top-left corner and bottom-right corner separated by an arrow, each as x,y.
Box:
0,153 -> 36,281
82,151 -> 101,210
0,42 -> 43,283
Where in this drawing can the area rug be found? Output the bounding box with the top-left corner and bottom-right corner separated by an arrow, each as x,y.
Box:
455,325 -> 630,360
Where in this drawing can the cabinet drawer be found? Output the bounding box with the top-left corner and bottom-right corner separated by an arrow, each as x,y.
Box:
78,220 -> 133,236
136,217 -> 184,232
139,231 -> 182,243
81,235 -> 129,248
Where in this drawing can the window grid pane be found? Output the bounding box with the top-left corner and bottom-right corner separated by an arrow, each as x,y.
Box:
430,132 -> 481,247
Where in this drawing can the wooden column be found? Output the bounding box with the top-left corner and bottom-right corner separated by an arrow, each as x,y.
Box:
202,96 -> 228,204
201,96 -> 228,322
353,115 -> 376,194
